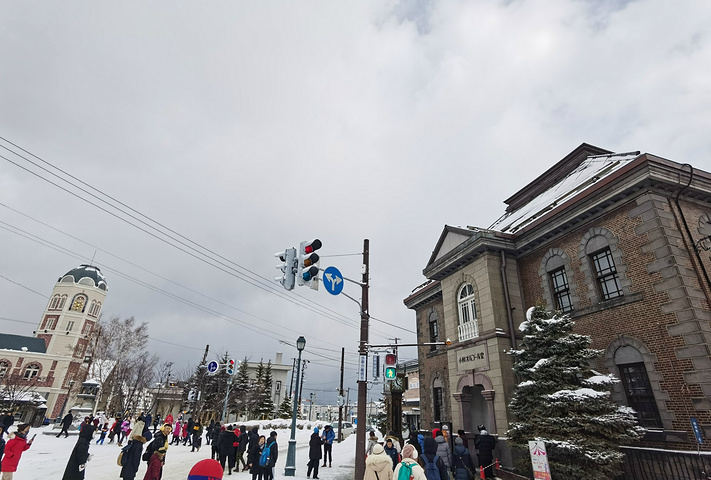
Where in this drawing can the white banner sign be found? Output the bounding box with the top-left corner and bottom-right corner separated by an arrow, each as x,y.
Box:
358,355 -> 368,382
528,441 -> 551,480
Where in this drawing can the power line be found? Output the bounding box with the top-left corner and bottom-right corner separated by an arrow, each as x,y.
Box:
0,138 -> 374,332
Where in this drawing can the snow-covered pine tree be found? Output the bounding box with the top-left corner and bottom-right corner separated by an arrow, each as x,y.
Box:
277,395 -> 293,419
252,359 -> 273,419
234,357 -> 252,419
507,305 -> 643,480
261,360 -> 276,418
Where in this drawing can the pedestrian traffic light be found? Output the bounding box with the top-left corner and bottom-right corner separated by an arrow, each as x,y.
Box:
297,239 -> 322,287
227,359 -> 236,375
384,353 -> 397,380
275,247 -> 296,291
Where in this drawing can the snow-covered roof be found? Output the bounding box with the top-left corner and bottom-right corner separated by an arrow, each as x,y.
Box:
490,151 -> 641,234
0,391 -> 47,403
88,359 -> 117,384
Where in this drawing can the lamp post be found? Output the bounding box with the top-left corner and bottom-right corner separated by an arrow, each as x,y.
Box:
284,336 -> 306,477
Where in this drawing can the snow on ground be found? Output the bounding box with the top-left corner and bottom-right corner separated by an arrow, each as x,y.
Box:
14,423 -> 358,480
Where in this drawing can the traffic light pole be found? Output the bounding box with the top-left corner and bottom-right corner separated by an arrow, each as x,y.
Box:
221,376 -> 233,423
355,239 -> 369,480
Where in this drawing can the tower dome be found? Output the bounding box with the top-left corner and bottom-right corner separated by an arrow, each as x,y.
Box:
58,264 -> 108,291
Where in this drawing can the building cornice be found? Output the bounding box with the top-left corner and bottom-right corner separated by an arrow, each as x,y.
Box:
423,232 -> 516,281
403,281 -> 442,310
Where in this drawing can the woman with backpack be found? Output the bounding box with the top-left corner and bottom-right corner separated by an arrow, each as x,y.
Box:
248,435 -> 265,480
394,444 -> 426,480
119,428 -> 147,480
262,431 -> 278,480
421,437 -> 448,480
363,444 -> 393,480
452,437 -> 475,480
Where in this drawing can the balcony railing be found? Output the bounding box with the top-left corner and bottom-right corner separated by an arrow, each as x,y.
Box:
458,320 -> 479,341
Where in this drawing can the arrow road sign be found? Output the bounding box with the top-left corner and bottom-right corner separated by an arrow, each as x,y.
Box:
323,266 -> 344,296
207,361 -> 219,375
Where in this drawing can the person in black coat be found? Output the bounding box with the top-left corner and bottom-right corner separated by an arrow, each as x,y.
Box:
407,428 -> 421,455
218,425 -> 237,474
206,419 -> 215,445
474,426 -> 497,479
62,423 -> 95,480
2,411 -> 14,436
0,426 -> 6,460
422,436 -> 448,480
263,431 -> 278,480
307,428 -> 322,479
211,423 -> 222,460
120,433 -> 146,480
185,417 -> 194,446
236,425 -> 249,472
57,413 -> 73,438
248,435 -> 265,480
146,423 -> 172,466
247,425 -> 260,454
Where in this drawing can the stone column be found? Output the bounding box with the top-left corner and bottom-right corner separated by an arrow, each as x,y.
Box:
482,390 -> 497,434
452,392 -> 472,433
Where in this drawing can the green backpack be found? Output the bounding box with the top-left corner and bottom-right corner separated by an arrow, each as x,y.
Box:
398,461 -> 414,480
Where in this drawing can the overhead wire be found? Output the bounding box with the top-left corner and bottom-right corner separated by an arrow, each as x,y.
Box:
0,142 -> 398,338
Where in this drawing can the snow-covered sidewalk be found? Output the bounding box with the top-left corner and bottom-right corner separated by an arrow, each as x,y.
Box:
12,425 -> 358,480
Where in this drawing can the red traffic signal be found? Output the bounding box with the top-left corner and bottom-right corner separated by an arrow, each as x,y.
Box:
227,359 -> 236,375
302,239 -> 322,254
385,353 -> 396,366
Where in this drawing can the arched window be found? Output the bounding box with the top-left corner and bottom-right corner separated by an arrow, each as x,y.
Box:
23,363 -> 40,381
49,294 -> 61,310
545,254 -> 574,313
615,346 -> 661,428
0,360 -> 10,378
70,294 -> 87,313
432,377 -> 444,423
458,284 -> 479,341
580,229 -> 629,303
88,300 -> 101,317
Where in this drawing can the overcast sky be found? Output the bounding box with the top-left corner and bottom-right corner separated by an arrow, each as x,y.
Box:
1,0 -> 710,405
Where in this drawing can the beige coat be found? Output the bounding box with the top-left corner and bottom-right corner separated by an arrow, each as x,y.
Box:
363,452 -> 393,480
394,458 -> 427,480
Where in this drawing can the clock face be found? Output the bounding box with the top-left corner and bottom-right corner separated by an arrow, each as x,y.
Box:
700,213 -> 711,236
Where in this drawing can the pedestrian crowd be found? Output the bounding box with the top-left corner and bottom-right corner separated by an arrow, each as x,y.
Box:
364,424 -> 498,480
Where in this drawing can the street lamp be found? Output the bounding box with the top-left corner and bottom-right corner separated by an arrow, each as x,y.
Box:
284,336 -> 306,477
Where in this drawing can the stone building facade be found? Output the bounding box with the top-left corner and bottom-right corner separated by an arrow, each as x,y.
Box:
405,143 -> 711,454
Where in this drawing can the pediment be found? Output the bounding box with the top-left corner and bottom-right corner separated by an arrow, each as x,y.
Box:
427,226 -> 477,267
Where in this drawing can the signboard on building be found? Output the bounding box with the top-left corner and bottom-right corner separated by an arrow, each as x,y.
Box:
528,441 -> 551,480
456,344 -> 488,372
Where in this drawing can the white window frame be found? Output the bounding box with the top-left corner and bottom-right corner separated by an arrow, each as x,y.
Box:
457,283 -> 479,341
23,364 -> 40,380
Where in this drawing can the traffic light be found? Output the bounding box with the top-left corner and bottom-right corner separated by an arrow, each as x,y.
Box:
227,359 -> 236,375
297,239 -> 322,287
275,247 -> 297,291
384,353 -> 397,380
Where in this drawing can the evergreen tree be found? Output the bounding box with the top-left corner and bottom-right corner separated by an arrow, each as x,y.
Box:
261,361 -> 276,418
373,397 -> 387,435
234,357 -> 252,419
507,306 -> 643,480
277,395 -> 293,419
252,359 -> 274,419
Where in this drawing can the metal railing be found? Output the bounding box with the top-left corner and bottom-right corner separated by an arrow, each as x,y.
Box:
619,447 -> 711,480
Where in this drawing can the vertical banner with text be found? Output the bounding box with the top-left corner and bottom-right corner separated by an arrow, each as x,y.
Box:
528,441 -> 551,480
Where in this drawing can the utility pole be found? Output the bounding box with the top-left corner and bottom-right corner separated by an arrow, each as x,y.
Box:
355,239 -> 369,480
338,346 -> 344,442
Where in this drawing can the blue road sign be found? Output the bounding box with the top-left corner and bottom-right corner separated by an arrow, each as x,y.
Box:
323,266 -> 344,296
207,361 -> 219,374
691,417 -> 704,444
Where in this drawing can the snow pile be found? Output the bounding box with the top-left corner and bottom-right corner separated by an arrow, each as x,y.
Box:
529,358 -> 550,372
584,374 -> 618,386
547,388 -> 609,400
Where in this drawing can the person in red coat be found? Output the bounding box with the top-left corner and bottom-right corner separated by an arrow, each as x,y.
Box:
143,447 -> 166,480
1,423 -> 33,479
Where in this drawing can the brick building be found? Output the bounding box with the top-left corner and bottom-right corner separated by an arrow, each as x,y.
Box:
404,144 -> 711,455
0,264 -> 106,424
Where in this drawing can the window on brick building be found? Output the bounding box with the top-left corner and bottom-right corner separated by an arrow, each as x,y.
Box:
70,294 -> 87,312
590,248 -> 623,300
0,360 -> 10,378
23,363 -> 40,380
549,267 -> 573,312
433,386 -> 443,422
44,317 -> 57,330
457,283 -> 479,341
428,310 -> 439,352
615,346 -> 662,428
49,294 -> 61,310
66,320 -> 75,332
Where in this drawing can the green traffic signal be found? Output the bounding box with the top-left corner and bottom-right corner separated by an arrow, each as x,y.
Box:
385,367 -> 396,379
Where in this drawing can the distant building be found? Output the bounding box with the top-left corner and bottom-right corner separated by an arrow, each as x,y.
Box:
405,144 -> 711,455
0,264 -> 107,424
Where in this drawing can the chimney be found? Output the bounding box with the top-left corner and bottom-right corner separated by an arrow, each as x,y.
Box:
275,352 -> 283,364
